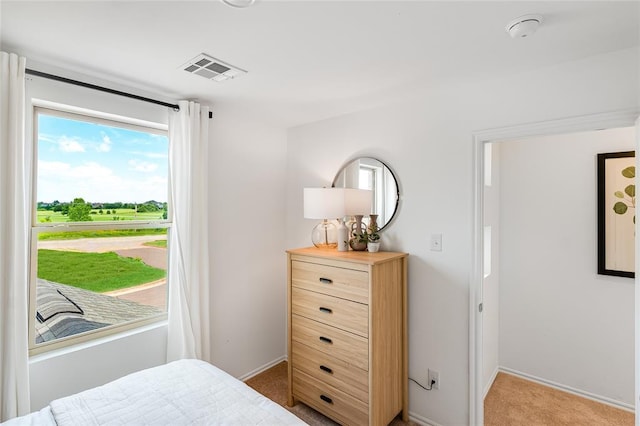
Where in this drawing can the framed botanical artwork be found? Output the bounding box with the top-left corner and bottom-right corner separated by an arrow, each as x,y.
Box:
597,150 -> 635,278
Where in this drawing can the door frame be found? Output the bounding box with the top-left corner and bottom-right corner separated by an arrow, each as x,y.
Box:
470,109 -> 640,426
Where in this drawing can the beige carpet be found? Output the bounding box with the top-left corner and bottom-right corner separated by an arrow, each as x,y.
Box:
484,372 -> 634,426
245,361 -> 415,426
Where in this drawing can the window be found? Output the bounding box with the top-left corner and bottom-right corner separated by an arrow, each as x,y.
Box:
30,106 -> 170,354
359,162 -> 385,223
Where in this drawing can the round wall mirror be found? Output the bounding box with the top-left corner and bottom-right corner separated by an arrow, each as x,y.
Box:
332,157 -> 399,231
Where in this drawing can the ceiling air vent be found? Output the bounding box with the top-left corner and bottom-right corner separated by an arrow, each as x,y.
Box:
181,54 -> 247,82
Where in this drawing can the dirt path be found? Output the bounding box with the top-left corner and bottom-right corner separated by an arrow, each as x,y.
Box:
39,235 -> 167,253
114,247 -> 167,270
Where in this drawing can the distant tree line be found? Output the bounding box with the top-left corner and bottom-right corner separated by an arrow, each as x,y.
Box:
37,199 -> 168,221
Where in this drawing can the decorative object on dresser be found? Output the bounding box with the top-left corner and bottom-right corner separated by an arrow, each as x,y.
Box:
345,189 -> 373,252
287,247 -> 408,425
367,214 -> 381,253
349,214 -> 369,251
336,217 -> 350,252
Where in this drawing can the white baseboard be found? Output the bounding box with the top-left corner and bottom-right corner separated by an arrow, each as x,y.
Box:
408,411 -> 443,426
499,367 -> 635,413
483,366 -> 500,400
238,355 -> 286,381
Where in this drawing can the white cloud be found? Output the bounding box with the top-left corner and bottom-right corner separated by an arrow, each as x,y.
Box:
128,159 -> 158,173
38,134 -> 59,145
38,161 -> 72,175
97,134 -> 112,152
58,136 -> 85,153
39,161 -> 114,179
130,151 -> 168,159
38,160 -> 121,201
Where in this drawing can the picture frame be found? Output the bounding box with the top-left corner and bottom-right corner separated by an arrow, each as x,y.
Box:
597,150 -> 635,278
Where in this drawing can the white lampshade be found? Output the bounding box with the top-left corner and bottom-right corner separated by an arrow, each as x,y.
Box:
303,188 -> 373,219
344,188 -> 373,216
304,188 -> 347,219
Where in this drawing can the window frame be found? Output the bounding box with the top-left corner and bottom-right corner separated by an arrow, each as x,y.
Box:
29,105 -> 171,355
359,163 -> 385,221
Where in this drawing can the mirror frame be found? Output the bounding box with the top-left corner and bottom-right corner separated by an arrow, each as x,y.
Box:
332,157 -> 400,232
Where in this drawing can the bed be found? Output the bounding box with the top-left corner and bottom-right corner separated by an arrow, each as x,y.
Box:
3,359 -> 306,425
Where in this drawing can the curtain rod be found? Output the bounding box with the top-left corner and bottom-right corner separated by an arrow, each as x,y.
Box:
25,69 -> 213,119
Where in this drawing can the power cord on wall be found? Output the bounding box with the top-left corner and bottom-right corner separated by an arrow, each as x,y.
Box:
409,377 -> 436,391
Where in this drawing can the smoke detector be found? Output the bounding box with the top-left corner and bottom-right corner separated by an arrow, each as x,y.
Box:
182,54 -> 247,82
221,0 -> 255,8
506,14 -> 543,39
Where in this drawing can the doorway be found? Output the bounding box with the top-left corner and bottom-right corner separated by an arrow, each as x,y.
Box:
470,110 -> 640,425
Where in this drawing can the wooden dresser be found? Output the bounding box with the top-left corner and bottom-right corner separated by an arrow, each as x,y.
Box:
287,247 -> 408,426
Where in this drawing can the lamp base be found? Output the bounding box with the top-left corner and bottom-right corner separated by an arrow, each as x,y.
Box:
311,220 -> 338,249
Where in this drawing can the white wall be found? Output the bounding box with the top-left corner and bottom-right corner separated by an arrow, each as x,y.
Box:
208,104 -> 289,379
285,47 -> 639,425
29,324 -> 167,410
482,143 -> 500,396
498,126 -> 635,406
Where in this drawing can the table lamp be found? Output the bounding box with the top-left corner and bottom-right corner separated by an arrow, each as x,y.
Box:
303,188 -> 345,249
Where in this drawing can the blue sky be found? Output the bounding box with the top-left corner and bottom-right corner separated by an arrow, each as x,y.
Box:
37,113 -> 168,203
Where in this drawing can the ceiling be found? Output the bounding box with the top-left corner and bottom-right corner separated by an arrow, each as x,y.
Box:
1,1 -> 638,128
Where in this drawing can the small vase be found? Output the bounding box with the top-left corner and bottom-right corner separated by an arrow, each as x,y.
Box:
368,242 -> 380,253
351,215 -> 366,236
337,218 -> 349,252
369,214 -> 378,231
349,239 -> 368,251
350,215 -> 368,251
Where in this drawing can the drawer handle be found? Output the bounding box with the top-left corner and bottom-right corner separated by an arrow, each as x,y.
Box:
319,277 -> 333,284
319,307 -> 333,314
319,365 -> 333,374
320,394 -> 333,404
319,336 -> 333,344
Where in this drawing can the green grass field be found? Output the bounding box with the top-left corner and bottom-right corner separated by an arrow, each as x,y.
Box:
37,208 -> 164,224
38,249 -> 166,293
143,240 -> 167,248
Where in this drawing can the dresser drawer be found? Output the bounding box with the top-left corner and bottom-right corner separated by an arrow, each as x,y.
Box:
292,315 -> 368,370
293,369 -> 368,426
292,340 -> 368,403
292,287 -> 368,337
291,260 -> 369,304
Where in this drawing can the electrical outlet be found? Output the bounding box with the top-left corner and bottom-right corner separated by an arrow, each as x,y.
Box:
428,369 -> 440,390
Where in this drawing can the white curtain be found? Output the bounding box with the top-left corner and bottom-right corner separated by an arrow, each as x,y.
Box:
0,52 -> 31,420
166,100 -> 211,362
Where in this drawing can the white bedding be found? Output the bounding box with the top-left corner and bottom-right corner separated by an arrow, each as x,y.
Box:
4,359 -> 306,425
1,407 -> 55,426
